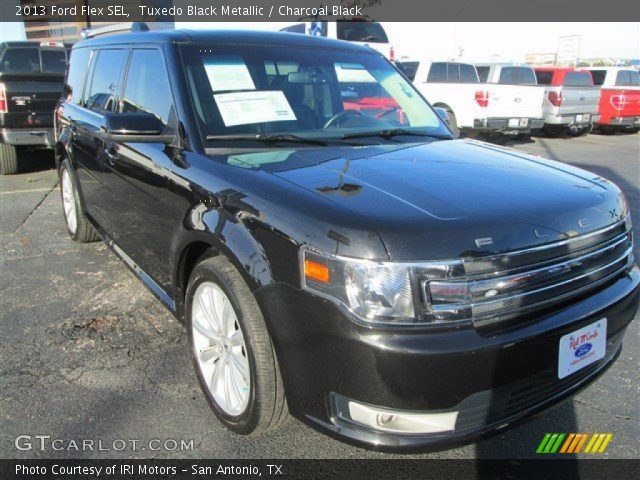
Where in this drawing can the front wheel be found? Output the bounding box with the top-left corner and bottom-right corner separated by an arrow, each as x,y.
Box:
186,256 -> 289,435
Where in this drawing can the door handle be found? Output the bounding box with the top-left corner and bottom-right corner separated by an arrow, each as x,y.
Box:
104,147 -> 118,166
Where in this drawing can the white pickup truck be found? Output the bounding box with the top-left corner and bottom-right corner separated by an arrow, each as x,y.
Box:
474,63 -> 545,137
395,60 -> 487,136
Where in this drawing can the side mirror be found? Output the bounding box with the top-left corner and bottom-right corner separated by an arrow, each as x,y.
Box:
434,107 -> 459,138
99,112 -> 173,143
434,107 -> 451,126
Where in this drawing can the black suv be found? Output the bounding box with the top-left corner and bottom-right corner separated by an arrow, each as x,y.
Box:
55,29 -> 638,450
0,41 -> 70,174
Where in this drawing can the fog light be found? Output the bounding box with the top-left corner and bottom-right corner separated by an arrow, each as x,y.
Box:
331,393 -> 458,435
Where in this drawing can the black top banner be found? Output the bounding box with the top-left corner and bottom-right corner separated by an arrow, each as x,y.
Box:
3,0 -> 640,22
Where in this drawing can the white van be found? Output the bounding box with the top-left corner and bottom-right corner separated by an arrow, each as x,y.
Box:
280,21 -> 393,60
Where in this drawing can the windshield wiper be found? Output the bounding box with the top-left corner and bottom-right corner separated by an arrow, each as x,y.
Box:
206,133 -> 327,146
341,128 -> 451,140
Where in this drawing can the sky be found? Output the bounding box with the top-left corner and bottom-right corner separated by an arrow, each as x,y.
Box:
176,22 -> 640,62
2,21 -> 638,61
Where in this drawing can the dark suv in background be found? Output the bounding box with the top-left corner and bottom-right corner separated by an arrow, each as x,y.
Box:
55,28 -> 638,450
0,41 -> 70,174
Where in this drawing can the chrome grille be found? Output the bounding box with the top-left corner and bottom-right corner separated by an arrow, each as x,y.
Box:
422,217 -> 634,327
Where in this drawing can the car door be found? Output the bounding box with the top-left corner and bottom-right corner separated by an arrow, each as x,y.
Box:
72,48 -> 130,234
104,47 -> 178,293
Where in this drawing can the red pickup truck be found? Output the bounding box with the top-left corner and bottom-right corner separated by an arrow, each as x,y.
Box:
534,67 -> 601,136
585,67 -> 640,134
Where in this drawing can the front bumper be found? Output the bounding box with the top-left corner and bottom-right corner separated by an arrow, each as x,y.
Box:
0,128 -> 54,147
544,113 -> 600,126
484,117 -> 545,132
256,265 -> 639,450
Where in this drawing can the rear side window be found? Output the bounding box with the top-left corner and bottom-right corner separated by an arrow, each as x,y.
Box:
615,70 -> 640,87
563,71 -> 593,87
122,49 -> 174,125
0,47 -> 40,73
396,61 -> 419,81
498,67 -> 537,85
428,63 -> 478,83
42,50 -> 66,74
459,64 -> 478,83
476,66 -> 490,82
427,62 -> 447,82
590,70 -> 606,86
86,49 -> 129,114
336,22 -> 388,43
65,48 -> 91,105
535,71 -> 553,85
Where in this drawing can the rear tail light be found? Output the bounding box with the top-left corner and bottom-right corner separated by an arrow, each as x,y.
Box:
475,90 -> 489,107
610,94 -> 627,110
0,83 -> 6,113
548,91 -> 563,106
389,46 -> 395,62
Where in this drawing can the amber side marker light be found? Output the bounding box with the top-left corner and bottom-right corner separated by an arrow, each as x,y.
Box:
304,259 -> 330,284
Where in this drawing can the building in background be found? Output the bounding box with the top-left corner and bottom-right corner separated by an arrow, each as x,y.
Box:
18,0 -> 174,43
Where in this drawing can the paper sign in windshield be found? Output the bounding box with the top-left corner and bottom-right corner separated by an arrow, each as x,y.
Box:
214,91 -> 297,127
204,58 -> 256,92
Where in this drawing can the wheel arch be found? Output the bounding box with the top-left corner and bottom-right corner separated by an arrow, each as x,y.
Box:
172,218 -> 277,321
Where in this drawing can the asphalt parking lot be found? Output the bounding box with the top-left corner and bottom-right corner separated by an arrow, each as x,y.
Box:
0,133 -> 638,460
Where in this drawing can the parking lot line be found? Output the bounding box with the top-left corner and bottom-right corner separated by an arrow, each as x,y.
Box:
572,137 -> 616,146
0,187 -> 58,195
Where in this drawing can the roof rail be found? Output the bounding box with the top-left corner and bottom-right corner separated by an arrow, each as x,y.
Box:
82,22 -> 150,39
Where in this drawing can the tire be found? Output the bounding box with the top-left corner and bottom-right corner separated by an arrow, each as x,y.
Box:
59,159 -> 99,243
542,124 -> 568,138
598,125 -> 619,135
447,110 -> 460,138
0,144 -> 18,175
186,255 -> 289,435
568,124 -> 593,137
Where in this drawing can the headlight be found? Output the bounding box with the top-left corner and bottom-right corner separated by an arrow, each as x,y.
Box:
301,248 -> 415,325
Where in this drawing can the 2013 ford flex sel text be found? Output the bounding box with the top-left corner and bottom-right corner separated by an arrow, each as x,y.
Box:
55,29 -> 639,451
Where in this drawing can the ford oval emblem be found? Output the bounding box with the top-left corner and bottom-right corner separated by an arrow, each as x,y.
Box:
575,343 -> 592,358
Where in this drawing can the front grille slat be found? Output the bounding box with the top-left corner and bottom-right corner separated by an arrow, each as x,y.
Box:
422,217 -> 634,326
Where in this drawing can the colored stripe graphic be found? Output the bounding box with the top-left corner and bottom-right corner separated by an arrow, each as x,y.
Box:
559,433 -> 575,453
537,433 -> 552,453
574,434 -> 589,453
538,433 -> 613,454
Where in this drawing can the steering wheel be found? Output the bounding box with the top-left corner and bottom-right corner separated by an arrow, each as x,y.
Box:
323,109 -> 365,129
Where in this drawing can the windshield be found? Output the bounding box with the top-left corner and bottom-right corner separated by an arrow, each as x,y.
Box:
180,44 -> 447,146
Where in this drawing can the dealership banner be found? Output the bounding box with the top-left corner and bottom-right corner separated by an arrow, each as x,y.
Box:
2,459 -> 639,479
1,0 -> 640,22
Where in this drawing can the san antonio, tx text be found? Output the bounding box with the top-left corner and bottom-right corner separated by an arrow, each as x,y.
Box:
138,4 -> 363,17
16,463 -> 284,476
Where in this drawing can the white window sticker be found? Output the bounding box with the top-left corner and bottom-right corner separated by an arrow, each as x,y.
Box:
214,91 -> 297,127
204,58 -> 255,92
335,63 -> 376,83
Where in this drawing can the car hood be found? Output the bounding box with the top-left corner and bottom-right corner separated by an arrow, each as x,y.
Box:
227,139 -> 627,260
